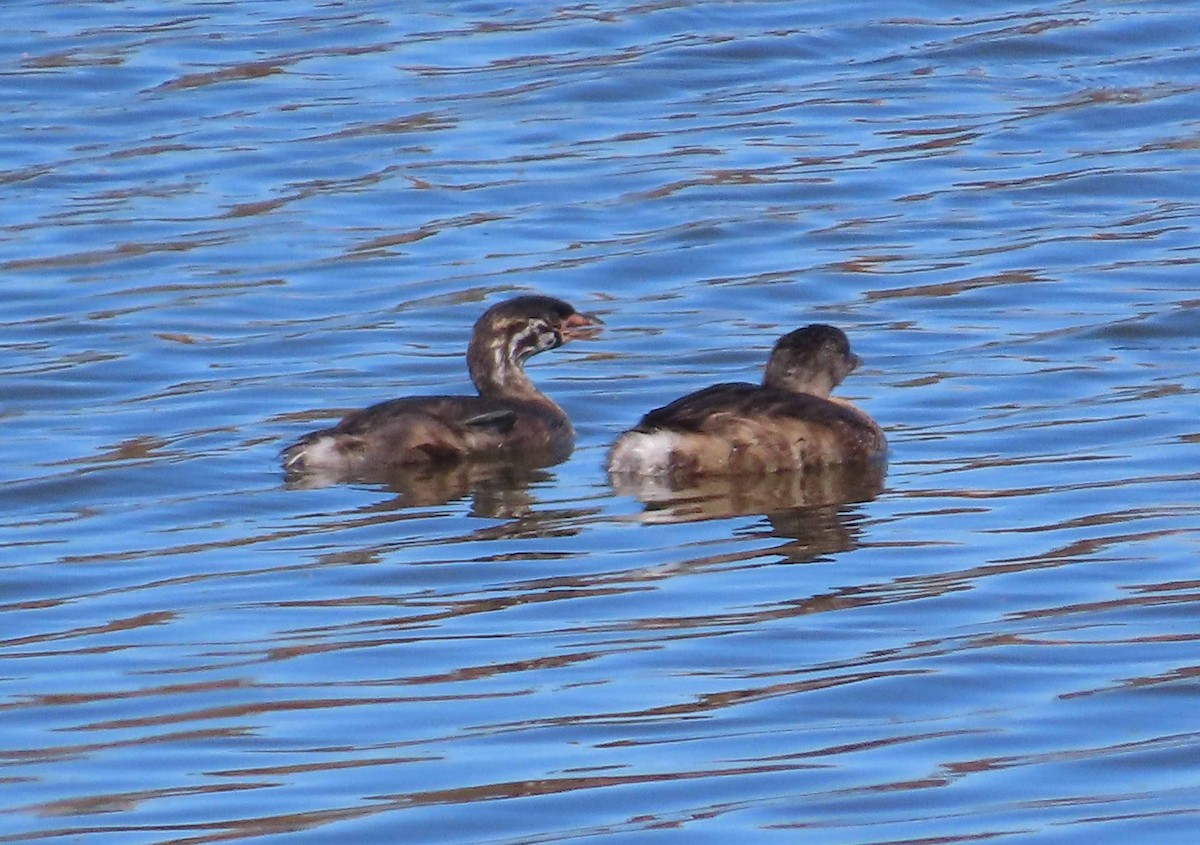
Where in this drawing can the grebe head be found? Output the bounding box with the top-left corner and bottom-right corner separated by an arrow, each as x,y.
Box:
468,295 -> 603,397
762,324 -> 860,398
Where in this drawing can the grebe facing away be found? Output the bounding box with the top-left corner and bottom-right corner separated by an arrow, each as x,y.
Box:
283,295 -> 602,482
607,324 -> 886,480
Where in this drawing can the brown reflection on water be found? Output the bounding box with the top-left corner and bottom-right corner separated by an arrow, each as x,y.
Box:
1,723 -> 254,770
287,459 -> 555,520
9,488 -> 1193,842
0,610 -> 174,650
46,468 -> 596,569
611,460 -> 886,525
1,235 -> 233,272
13,761 -> 828,844
864,268 -> 1047,298
150,41 -> 390,94
351,211 -> 508,255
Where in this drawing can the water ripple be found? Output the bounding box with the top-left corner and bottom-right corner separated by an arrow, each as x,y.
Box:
2,2 -> 1199,844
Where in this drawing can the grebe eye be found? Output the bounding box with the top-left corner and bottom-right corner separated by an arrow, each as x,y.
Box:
538,321 -> 562,346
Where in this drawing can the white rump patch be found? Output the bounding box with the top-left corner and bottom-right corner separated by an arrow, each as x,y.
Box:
607,431 -> 682,476
290,435 -> 346,471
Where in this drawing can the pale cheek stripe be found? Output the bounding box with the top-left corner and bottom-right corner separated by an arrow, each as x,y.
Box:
508,325 -> 533,361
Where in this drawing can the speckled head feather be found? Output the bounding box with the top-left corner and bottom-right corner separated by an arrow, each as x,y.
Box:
468,295 -> 602,398
762,323 -> 860,398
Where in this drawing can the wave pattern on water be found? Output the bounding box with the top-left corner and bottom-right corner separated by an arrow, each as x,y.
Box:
2,1 -> 1200,844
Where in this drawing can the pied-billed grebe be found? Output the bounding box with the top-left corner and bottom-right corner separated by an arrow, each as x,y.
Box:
283,295 -> 602,480
607,324 -> 886,479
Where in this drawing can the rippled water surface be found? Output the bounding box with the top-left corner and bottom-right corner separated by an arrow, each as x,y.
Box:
3,1 -> 1200,842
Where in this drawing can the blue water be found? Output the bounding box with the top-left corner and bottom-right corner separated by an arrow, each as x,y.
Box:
3,2 -> 1199,843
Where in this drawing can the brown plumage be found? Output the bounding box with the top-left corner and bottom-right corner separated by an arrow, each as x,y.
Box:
282,295 -> 601,483
607,324 -> 886,479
